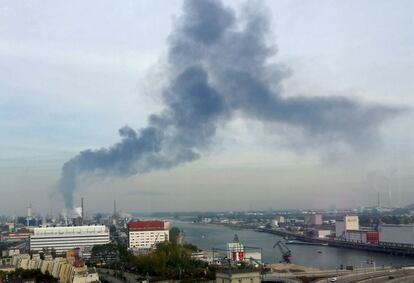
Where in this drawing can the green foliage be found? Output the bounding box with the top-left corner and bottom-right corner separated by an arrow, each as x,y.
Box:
4,268 -> 57,283
169,227 -> 181,243
91,243 -> 119,263
92,243 -> 118,255
127,241 -> 211,280
183,243 -> 198,252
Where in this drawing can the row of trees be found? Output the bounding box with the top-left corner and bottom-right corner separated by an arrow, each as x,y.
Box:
90,226 -> 215,281
127,241 -> 214,281
0,268 -> 57,283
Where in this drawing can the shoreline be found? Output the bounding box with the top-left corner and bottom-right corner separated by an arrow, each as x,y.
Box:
172,219 -> 414,258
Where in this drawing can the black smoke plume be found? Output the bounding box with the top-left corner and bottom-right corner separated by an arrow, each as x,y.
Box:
59,0 -> 401,208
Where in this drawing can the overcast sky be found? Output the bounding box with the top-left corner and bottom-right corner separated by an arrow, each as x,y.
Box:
1,0 -> 414,216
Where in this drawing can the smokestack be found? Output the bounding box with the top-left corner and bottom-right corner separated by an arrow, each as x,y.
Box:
81,197 -> 84,224
113,200 -> 117,217
27,203 -> 32,218
377,192 -> 381,208
56,0 -> 403,208
26,203 -> 32,227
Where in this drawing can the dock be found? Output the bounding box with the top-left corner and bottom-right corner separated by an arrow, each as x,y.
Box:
256,228 -> 414,256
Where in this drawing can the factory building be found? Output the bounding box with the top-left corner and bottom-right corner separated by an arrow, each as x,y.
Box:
304,213 -> 323,226
127,220 -> 169,250
274,216 -> 285,224
344,230 -> 379,244
335,215 -> 359,239
379,224 -> 414,245
29,225 -> 110,256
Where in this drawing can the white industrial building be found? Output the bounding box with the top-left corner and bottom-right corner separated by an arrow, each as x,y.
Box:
30,225 -> 110,255
379,224 -> 414,245
127,220 -> 169,250
335,215 -> 359,239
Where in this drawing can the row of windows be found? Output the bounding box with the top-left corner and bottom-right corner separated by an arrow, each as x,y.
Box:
129,232 -> 167,236
31,234 -> 109,239
31,239 -> 109,244
31,240 -> 109,245
31,238 -> 109,242
129,238 -> 166,242
31,242 -> 109,249
129,241 -> 164,244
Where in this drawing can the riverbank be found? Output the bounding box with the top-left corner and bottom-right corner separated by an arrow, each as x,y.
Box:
171,220 -> 414,269
256,227 -> 414,257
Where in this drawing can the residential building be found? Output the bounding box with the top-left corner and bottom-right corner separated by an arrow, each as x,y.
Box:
11,254 -> 99,283
127,220 -> 169,250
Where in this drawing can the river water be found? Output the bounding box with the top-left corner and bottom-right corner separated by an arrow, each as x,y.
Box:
170,220 -> 414,270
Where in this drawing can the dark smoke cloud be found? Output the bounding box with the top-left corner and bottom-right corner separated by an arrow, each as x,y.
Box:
58,0 -> 401,208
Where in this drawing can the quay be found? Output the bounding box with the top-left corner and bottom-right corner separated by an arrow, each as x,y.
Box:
256,228 -> 414,257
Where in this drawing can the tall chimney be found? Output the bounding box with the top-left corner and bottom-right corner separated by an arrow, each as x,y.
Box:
377,192 -> 381,208
113,200 -> 117,217
81,197 -> 84,224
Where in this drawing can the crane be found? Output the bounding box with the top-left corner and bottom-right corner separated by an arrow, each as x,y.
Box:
273,240 -> 292,263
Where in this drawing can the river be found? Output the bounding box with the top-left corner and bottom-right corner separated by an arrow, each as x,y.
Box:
170,220 -> 414,270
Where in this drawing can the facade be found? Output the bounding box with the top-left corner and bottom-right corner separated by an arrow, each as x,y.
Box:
216,271 -> 260,283
127,220 -> 169,250
316,230 -> 332,239
227,234 -> 244,262
345,230 -> 379,244
379,224 -> 414,245
335,215 -> 359,239
304,214 -> 323,226
30,225 -> 110,255
275,216 -> 285,224
11,254 -> 99,283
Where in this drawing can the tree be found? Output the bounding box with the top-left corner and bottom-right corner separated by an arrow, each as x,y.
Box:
169,227 -> 180,244
91,243 -> 119,263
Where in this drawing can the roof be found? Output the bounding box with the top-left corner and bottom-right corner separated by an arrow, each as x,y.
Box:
128,220 -> 166,231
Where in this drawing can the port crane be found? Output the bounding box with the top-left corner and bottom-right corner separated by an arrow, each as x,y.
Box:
273,240 -> 292,263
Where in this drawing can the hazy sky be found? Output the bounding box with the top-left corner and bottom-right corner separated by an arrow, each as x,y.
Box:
1,0 -> 414,215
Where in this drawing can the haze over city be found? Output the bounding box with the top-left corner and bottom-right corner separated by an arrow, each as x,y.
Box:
1,0 -> 414,215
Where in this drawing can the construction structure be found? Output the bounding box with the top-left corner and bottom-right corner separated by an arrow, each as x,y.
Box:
273,241 -> 292,263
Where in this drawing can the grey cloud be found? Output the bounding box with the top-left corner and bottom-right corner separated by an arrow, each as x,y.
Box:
58,0 -> 403,208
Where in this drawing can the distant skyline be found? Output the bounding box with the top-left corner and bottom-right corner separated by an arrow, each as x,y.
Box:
1,0 -> 414,215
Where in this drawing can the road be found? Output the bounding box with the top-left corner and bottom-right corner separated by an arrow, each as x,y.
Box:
262,278 -> 302,283
313,270 -> 394,283
388,274 -> 414,283
355,270 -> 414,283
314,269 -> 414,283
